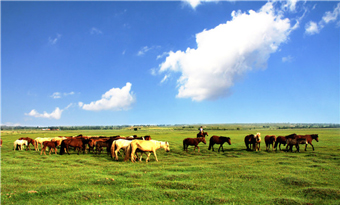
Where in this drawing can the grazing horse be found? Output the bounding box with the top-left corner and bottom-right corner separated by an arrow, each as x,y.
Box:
197,132 -> 208,138
18,137 -> 35,151
296,134 -> 319,151
14,140 -> 28,150
125,140 -> 170,162
286,138 -> 308,152
244,133 -> 261,151
264,135 -> 276,151
183,137 -> 206,152
59,138 -> 85,155
208,136 -> 231,152
95,139 -> 110,155
40,141 -> 58,155
34,137 -> 52,151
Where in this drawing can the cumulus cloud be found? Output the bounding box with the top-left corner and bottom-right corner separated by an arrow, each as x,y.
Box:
305,3 -> 340,35
79,83 -> 136,111
158,2 -> 294,101
25,104 -> 73,120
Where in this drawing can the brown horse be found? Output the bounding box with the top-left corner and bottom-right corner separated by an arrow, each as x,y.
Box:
18,137 -> 35,151
274,134 -> 297,151
296,134 -> 319,151
183,137 -> 206,152
286,138 -> 308,152
59,138 -> 85,155
197,132 -> 208,138
264,135 -> 276,151
40,141 -> 58,155
208,136 -> 231,152
244,133 -> 261,151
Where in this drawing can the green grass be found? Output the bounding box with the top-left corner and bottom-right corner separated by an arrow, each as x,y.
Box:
1,127 -> 340,204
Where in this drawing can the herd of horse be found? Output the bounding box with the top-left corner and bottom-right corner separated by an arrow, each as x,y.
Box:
11,131 -> 319,162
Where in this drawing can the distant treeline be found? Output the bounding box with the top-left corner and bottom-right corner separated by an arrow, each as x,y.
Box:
1,123 -> 339,131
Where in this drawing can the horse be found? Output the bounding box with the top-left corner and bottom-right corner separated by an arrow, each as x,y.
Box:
197,132 -> 209,138
295,134 -> 319,151
95,139 -> 110,155
14,140 -> 28,150
208,136 -> 231,152
264,135 -> 276,151
59,138 -> 85,155
34,137 -> 52,151
18,137 -> 35,151
0,138 -> 2,147
244,133 -> 261,151
124,140 -> 170,162
88,138 -> 111,154
183,137 -> 206,152
274,134 -> 297,151
286,138 -> 308,152
110,136 -> 152,161
40,141 -> 58,155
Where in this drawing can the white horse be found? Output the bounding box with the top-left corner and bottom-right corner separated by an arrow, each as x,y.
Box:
14,140 -> 28,151
111,139 -> 133,161
125,140 -> 170,162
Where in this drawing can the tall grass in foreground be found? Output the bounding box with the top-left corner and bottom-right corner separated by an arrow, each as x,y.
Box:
1,128 -> 340,204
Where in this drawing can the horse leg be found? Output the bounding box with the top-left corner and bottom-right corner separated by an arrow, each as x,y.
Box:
153,150 -> 158,162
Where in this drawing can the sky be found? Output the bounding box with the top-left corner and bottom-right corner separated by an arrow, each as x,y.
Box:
1,0 -> 339,126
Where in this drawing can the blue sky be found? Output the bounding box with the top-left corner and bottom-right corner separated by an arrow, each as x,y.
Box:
2,0 -> 339,126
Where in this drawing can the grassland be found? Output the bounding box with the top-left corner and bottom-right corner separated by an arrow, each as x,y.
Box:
1,126 -> 340,204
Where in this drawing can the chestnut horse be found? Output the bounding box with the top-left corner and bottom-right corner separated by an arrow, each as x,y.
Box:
296,134 -> 319,151
197,132 -> 209,138
286,138 -> 308,152
264,135 -> 276,151
274,134 -> 297,151
59,138 -> 85,155
208,136 -> 231,152
18,137 -> 35,151
40,141 -> 58,155
183,137 -> 206,152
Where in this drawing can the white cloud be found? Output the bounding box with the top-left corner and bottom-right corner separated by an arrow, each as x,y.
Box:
91,27 -> 103,34
48,33 -> 61,45
137,46 -> 160,56
25,104 -> 73,120
25,107 -> 63,120
305,21 -> 319,35
79,83 -> 136,111
282,55 -> 293,63
305,3 -> 340,35
159,2 -> 294,101
182,0 -> 218,9
50,91 -> 75,99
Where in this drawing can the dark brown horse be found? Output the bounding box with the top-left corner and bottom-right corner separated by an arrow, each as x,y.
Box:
286,138 -> 308,152
296,134 -> 319,151
197,132 -> 209,138
244,133 -> 261,151
183,137 -> 206,152
208,136 -> 231,152
40,141 -> 58,155
18,137 -> 35,151
264,135 -> 276,151
59,138 -> 86,155
274,134 -> 297,151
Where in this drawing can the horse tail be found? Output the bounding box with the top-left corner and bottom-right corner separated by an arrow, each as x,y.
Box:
124,144 -> 131,162
208,139 -> 212,150
111,141 -> 116,159
59,141 -> 65,155
183,140 -> 186,151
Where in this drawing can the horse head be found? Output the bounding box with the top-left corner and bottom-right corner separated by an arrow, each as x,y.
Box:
162,142 -> 170,152
227,137 -> 231,145
312,134 -> 319,142
201,137 -> 207,144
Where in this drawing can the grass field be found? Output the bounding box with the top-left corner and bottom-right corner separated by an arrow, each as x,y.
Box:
1,127 -> 340,204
